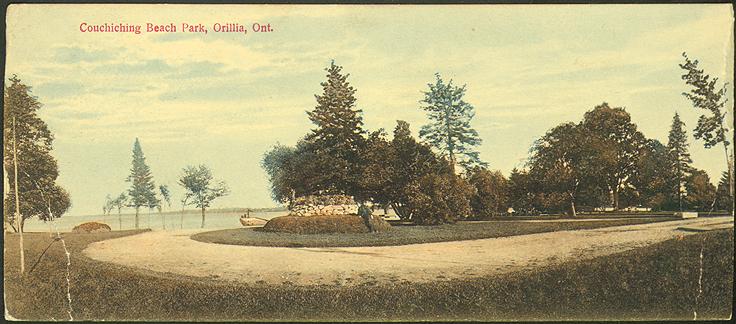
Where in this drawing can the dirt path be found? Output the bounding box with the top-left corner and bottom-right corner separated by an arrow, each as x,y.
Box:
83,217 -> 733,286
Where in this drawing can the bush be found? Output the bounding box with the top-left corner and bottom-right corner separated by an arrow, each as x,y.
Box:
72,222 -> 111,233
405,173 -> 475,225
261,214 -> 391,234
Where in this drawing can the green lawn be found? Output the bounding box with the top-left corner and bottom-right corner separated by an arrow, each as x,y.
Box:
4,227 -> 732,321
192,217 -> 676,247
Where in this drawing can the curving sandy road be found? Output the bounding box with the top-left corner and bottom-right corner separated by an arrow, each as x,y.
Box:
83,217 -> 733,286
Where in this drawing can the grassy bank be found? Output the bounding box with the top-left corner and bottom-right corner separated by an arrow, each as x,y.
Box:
4,227 -> 732,321
192,217 -> 675,247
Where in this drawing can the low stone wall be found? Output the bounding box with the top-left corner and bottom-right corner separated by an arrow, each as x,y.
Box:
289,195 -> 358,217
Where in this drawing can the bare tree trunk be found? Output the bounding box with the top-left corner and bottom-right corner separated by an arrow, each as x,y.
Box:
118,209 -> 122,230
161,210 -> 166,230
570,200 -> 577,218
569,191 -> 577,218
200,207 -> 206,228
135,207 -> 140,229
613,186 -> 620,211
181,207 -> 185,230
202,207 -> 204,228
13,117 -> 25,274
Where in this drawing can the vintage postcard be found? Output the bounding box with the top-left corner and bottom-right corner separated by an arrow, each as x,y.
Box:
3,3 -> 734,321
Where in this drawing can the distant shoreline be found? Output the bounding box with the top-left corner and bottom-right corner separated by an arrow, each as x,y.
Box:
64,206 -> 288,218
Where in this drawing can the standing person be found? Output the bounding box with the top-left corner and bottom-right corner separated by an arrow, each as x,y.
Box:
358,204 -> 374,233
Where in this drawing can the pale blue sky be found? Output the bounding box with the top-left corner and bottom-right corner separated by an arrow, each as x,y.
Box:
4,4 -> 734,216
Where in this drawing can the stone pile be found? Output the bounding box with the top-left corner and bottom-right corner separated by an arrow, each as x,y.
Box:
288,194 -> 359,217
289,204 -> 359,216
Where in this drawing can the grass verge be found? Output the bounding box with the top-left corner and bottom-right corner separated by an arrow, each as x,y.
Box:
192,217 -> 676,247
3,228 -> 732,321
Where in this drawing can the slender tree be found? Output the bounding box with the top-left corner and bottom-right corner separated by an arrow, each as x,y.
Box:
5,76 -> 71,273
125,138 -> 157,229
666,113 -> 693,211
158,185 -> 171,229
103,194 -> 115,221
305,61 -> 365,195
680,52 -> 733,205
178,165 -> 229,228
12,117 -> 24,273
4,76 -> 71,233
419,73 -> 486,172
180,195 -> 188,230
112,193 -> 127,230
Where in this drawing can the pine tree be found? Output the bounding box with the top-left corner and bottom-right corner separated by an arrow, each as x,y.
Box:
667,112 -> 693,211
3,75 -> 70,232
305,61 -> 365,195
126,138 -> 157,229
419,73 -> 485,172
715,168 -> 733,211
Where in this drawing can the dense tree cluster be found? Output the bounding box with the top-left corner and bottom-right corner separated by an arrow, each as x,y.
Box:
263,61 -> 732,224
521,104 -> 727,216
263,63 -> 477,224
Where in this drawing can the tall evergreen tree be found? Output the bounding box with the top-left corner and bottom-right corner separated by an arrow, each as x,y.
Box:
305,61 -> 365,195
3,75 -> 70,232
715,168 -> 733,211
680,52 -> 733,204
666,112 -> 693,211
419,73 -> 486,172
126,138 -> 157,229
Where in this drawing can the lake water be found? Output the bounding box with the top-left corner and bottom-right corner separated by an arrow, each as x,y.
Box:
21,210 -> 290,233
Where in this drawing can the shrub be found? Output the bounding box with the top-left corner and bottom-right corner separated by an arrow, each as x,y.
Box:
72,222 -> 111,233
405,173 -> 475,225
261,214 -> 391,234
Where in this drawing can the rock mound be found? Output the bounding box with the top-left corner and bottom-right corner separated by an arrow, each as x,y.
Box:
262,214 -> 391,234
72,221 -> 111,233
289,195 -> 359,217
